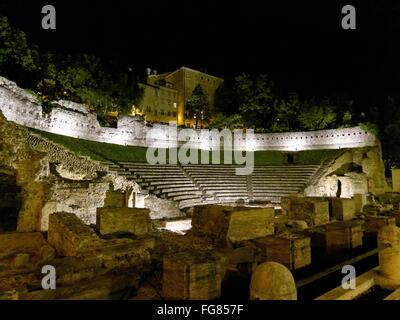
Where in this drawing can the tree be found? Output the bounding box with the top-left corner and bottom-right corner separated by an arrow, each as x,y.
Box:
186,84 -> 209,128
0,16 -> 38,86
210,113 -> 244,130
270,94 -> 301,132
214,82 -> 239,115
235,73 -> 276,130
35,53 -> 143,117
298,98 -> 337,130
374,97 -> 400,169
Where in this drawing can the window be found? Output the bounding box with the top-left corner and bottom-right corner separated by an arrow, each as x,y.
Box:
154,110 -> 158,116
160,110 -> 165,116
167,111 -> 171,117
172,111 -> 177,117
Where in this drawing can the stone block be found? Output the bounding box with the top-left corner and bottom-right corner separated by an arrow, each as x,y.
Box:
280,195 -> 301,216
364,215 -> 396,246
48,212 -> 155,273
392,169 -> 400,193
378,226 -> 400,289
332,198 -> 356,221
383,210 -> 400,227
162,250 -> 227,300
325,221 -> 364,255
226,246 -> 260,265
0,232 -> 55,269
364,215 -> 396,234
191,205 -> 274,244
254,233 -> 311,270
47,212 -> 102,257
96,207 -> 152,235
353,193 -> 368,213
103,190 -> 125,207
299,226 -> 327,262
287,198 -> 330,226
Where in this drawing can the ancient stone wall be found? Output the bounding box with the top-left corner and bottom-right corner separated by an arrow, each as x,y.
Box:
0,108 -> 140,232
304,147 -> 390,197
0,76 -> 378,151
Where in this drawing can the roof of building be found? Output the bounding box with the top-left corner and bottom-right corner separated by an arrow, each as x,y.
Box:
157,66 -> 224,81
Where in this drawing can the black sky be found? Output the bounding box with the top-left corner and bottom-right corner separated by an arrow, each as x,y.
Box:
1,0 -> 400,102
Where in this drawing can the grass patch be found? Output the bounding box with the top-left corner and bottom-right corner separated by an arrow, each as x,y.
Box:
30,129 -> 340,165
293,149 -> 342,165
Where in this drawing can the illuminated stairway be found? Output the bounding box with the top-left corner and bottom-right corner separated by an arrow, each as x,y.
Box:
102,161 -> 323,209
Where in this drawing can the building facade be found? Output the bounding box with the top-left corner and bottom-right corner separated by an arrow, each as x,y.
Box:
136,73 -> 179,124
138,67 -> 224,127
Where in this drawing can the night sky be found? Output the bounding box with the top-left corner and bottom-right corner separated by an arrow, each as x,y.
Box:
1,0 -> 400,103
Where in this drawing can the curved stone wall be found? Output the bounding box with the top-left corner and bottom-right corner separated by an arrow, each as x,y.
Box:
0,76 -> 378,151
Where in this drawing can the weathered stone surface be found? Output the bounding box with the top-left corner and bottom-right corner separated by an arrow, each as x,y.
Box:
0,107 -> 141,232
377,226 -> 400,289
325,220 -> 364,255
299,226 -> 327,262
41,181 -> 110,230
353,193 -> 368,213
103,190 -> 125,208
364,215 -> 396,246
383,211 -> 400,227
96,206 -> 152,235
0,232 -> 55,269
392,169 -> 400,193
280,194 -> 301,216
304,147 -> 389,198
162,250 -> 227,300
0,290 -> 18,300
254,233 -> 311,270
332,198 -> 356,221
19,271 -> 142,300
226,245 -> 260,265
286,197 -> 330,226
48,212 -> 100,257
144,194 -> 185,220
250,262 -> 297,300
364,215 -> 396,234
48,212 -> 155,271
191,205 -> 274,245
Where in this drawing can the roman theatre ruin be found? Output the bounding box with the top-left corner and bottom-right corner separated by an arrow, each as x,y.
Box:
1,76 -> 400,300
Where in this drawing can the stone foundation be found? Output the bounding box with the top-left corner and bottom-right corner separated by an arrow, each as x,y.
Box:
191,205 -> 275,245
286,197 -> 329,226
325,221 -> 364,255
162,250 -> 227,300
254,233 -> 311,270
332,198 -> 356,221
96,207 -> 152,235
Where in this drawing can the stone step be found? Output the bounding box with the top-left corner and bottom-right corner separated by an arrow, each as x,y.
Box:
142,177 -> 189,182
167,191 -> 203,197
126,168 -> 182,173
172,194 -> 203,201
251,178 -> 310,182
252,183 -> 307,188
193,177 -> 247,181
161,187 -> 200,193
149,181 -> 195,186
203,186 -> 248,191
140,173 -> 187,177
